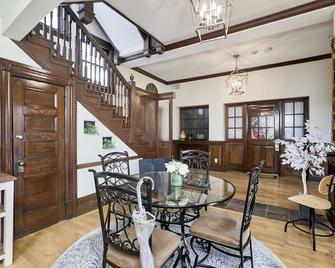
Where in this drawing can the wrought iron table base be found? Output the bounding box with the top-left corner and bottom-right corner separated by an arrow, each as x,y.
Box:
284,208 -> 334,251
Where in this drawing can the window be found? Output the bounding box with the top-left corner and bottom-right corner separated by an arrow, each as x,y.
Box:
283,100 -> 306,139
250,114 -> 275,140
227,106 -> 243,139
180,106 -> 209,140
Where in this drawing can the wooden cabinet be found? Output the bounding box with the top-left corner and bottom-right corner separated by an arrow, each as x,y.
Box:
172,140 -> 226,171
225,142 -> 245,171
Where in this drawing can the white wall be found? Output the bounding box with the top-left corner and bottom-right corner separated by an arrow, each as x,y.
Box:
166,59 -> 332,141
77,102 -> 140,198
118,64 -> 170,91
0,19 -> 40,67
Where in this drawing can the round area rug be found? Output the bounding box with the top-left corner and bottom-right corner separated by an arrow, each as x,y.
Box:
53,228 -> 285,268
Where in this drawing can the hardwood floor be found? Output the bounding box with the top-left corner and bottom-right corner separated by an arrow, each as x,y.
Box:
7,172 -> 335,268
211,171 -> 323,209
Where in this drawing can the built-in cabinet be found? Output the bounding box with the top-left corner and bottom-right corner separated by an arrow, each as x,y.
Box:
175,97 -> 309,174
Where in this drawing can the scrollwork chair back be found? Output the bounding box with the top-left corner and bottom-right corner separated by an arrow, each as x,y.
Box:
240,161 -> 264,242
89,170 -> 152,256
98,151 -> 130,175
180,149 -> 211,187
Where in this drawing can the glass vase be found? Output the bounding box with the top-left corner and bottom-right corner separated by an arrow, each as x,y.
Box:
171,174 -> 183,187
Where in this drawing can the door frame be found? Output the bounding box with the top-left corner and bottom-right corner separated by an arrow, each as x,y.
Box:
246,103 -> 280,173
0,59 -> 77,231
225,97 -> 309,175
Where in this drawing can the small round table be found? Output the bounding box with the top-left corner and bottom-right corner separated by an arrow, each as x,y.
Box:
140,171 -> 236,267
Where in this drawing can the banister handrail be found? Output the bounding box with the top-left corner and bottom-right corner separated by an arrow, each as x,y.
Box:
64,6 -> 130,89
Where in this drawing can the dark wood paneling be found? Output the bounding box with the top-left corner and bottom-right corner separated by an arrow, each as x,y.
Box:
0,58 -> 77,233
13,77 -> 66,237
77,156 -> 141,169
209,144 -> 222,168
77,193 -> 97,216
156,142 -> 172,158
225,142 -> 245,171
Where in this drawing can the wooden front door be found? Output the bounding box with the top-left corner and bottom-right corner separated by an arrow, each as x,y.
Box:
247,104 -> 280,174
12,77 -> 66,237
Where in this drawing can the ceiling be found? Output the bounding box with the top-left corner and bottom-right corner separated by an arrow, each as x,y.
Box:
140,21 -> 333,81
91,1 -> 335,83
104,0 -> 312,44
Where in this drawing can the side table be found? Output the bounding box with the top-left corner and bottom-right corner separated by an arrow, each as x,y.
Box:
285,194 -> 334,251
0,173 -> 16,266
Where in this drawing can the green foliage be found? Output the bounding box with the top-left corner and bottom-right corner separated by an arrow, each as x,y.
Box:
102,137 -> 115,149
84,121 -> 98,135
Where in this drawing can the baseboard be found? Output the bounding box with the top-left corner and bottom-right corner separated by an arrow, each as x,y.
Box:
77,193 -> 97,216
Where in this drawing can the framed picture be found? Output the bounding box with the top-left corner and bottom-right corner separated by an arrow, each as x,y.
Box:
102,137 -> 115,149
84,120 -> 98,134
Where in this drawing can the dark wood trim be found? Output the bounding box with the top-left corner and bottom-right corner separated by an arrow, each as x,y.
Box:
77,156 -> 141,169
118,0 -> 335,63
0,57 -> 77,236
166,0 -> 335,50
61,0 -> 103,5
132,67 -> 168,85
133,54 -> 331,85
64,83 -> 77,218
77,193 -> 97,216
166,54 -> 331,85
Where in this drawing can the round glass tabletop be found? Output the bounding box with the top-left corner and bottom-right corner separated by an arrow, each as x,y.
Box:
139,171 -> 236,209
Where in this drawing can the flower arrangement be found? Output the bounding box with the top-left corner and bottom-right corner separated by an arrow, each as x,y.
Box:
165,160 -> 189,187
275,120 -> 334,194
165,160 -> 189,176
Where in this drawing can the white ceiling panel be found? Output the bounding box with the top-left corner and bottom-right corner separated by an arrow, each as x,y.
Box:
140,21 -> 332,81
104,0 -> 313,44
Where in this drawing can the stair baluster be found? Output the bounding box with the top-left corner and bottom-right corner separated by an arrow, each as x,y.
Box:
30,5 -> 131,127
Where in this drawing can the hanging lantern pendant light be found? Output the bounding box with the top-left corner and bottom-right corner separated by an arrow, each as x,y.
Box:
226,54 -> 248,95
189,0 -> 233,42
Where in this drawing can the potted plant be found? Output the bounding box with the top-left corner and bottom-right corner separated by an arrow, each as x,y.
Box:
165,160 -> 189,187
275,121 -> 334,216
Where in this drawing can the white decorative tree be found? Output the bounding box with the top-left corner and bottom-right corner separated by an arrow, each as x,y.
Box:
275,121 -> 334,194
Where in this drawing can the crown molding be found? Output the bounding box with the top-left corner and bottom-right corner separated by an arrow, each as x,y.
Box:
133,54 -> 331,85
166,0 -> 335,50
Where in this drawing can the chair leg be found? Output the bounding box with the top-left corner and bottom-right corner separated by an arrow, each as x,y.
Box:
102,246 -> 107,268
173,248 -> 181,268
239,248 -> 244,268
249,239 -> 254,268
311,208 -> 316,251
190,236 -> 199,268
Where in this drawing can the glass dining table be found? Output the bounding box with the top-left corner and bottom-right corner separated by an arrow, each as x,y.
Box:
137,171 -> 236,267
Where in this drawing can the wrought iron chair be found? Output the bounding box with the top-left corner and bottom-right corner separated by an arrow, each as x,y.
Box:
189,161 -> 264,268
89,170 -> 181,268
98,151 -> 130,175
180,150 -> 211,187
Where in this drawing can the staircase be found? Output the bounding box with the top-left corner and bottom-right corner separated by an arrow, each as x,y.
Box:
16,5 -> 159,157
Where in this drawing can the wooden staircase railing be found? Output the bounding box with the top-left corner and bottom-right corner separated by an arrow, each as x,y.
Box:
32,6 -> 130,127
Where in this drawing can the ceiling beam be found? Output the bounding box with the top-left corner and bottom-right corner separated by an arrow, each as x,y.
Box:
102,0 -> 165,63
134,54 -> 331,85
166,0 -> 335,50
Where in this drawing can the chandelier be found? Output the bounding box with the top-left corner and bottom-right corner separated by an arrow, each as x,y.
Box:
226,55 -> 248,95
189,0 -> 233,42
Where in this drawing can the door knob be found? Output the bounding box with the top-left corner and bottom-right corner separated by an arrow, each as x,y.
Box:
17,160 -> 25,173
16,135 -> 23,140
